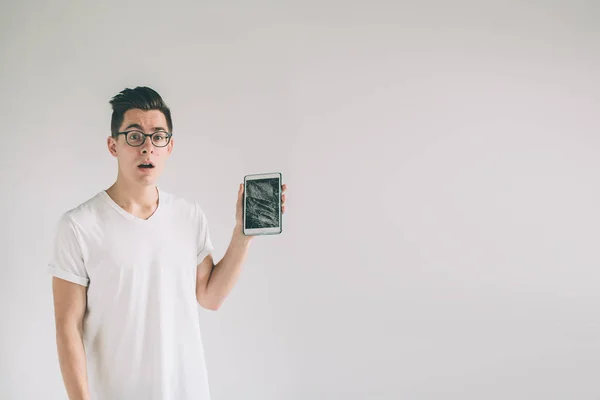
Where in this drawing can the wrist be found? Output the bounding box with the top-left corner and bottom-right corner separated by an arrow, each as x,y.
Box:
233,224 -> 253,245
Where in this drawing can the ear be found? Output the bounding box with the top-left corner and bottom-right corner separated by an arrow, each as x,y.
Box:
107,136 -> 118,157
167,136 -> 174,154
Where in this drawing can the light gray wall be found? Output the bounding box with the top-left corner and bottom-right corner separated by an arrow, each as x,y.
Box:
1,0 -> 599,399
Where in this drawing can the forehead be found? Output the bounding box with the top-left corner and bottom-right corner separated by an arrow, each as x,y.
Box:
120,109 -> 168,131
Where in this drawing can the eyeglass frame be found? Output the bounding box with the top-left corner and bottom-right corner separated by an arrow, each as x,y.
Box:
115,130 -> 173,148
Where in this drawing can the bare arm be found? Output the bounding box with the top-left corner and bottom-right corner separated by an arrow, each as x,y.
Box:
196,226 -> 251,310
195,183 -> 287,310
51,277 -> 91,400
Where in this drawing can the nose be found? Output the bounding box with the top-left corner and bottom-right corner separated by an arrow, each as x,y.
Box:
140,136 -> 155,154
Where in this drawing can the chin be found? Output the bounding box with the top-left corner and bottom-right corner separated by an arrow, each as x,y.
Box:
140,177 -> 157,185
128,173 -> 157,186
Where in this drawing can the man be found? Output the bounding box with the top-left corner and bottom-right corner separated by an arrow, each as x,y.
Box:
47,86 -> 287,400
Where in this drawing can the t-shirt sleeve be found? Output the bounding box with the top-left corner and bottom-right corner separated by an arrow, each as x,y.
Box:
47,214 -> 90,287
195,203 -> 214,265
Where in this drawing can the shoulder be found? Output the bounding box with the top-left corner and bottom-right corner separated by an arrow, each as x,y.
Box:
158,188 -> 209,221
58,191 -> 106,230
51,191 -> 107,245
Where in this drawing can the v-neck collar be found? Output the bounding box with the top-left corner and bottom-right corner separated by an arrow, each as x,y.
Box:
100,186 -> 163,222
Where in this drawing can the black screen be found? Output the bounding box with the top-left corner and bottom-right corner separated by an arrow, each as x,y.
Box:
245,178 -> 280,229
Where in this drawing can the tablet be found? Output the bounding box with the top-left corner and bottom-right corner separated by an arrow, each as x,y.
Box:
243,172 -> 282,236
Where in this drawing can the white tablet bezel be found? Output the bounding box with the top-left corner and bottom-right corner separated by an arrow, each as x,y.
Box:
243,172 -> 282,236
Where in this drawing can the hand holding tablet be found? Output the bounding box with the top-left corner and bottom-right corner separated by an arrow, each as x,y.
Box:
242,172 -> 285,236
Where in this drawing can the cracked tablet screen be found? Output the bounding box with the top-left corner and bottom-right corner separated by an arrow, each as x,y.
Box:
245,178 -> 280,229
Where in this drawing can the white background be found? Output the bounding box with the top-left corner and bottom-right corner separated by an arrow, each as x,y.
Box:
1,0 -> 599,399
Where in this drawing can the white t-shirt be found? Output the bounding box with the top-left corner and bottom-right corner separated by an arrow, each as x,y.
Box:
47,187 -> 214,400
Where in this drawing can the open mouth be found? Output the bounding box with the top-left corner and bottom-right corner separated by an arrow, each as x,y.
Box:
138,163 -> 155,169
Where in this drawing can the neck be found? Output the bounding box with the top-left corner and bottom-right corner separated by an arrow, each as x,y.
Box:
106,177 -> 159,209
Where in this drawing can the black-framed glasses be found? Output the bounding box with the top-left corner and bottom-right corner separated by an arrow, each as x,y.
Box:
117,130 -> 172,147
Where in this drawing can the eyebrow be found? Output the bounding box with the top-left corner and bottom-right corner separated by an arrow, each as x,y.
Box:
122,123 -> 168,132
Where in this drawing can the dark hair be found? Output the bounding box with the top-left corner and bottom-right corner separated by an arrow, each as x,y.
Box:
109,86 -> 173,137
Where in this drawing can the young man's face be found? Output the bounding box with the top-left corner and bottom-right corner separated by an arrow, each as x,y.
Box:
107,109 -> 173,187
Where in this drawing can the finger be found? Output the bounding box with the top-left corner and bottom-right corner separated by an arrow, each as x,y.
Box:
237,184 -> 243,205
281,184 -> 287,192
281,194 -> 286,204
282,205 -> 286,214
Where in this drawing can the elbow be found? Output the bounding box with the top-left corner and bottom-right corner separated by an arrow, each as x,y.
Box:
197,294 -> 222,311
204,303 -> 221,311
201,302 -> 221,312
55,317 -> 84,337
